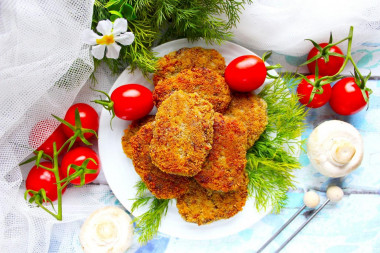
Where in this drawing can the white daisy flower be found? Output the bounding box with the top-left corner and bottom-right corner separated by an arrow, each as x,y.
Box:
83,18 -> 135,60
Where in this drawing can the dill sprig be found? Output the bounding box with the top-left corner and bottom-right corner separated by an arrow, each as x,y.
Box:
131,188 -> 171,244
247,74 -> 308,213
92,0 -> 252,75
246,142 -> 300,213
260,74 -> 307,150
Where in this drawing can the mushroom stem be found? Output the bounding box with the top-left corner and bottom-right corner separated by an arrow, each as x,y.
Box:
330,139 -> 356,165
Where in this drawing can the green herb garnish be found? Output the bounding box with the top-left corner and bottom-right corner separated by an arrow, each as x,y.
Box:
247,74 -> 307,213
92,0 -> 253,76
131,185 -> 171,244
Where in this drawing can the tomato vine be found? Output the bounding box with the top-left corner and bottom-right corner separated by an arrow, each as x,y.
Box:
298,26 -> 372,110
22,109 -> 99,220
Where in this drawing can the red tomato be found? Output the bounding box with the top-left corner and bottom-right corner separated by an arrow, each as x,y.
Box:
307,43 -> 344,76
61,147 -> 100,185
62,103 -> 99,139
330,77 -> 369,115
26,162 -> 66,202
296,75 -> 331,108
29,120 -> 67,157
111,84 -> 153,120
225,55 -> 267,92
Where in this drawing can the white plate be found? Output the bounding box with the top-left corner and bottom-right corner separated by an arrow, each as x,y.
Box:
98,39 -> 275,240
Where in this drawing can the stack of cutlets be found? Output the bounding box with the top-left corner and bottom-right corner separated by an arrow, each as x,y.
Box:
122,47 -> 268,225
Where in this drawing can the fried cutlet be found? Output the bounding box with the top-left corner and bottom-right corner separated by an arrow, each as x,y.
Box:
224,93 -> 268,149
150,90 -> 214,177
121,115 -> 155,158
194,113 -> 248,192
153,47 -> 226,85
129,122 -> 190,199
176,179 -> 248,225
153,68 -> 231,113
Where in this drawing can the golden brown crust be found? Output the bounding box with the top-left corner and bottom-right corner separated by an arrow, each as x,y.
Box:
153,47 -> 226,85
129,122 -> 190,199
194,113 -> 248,192
153,67 -> 231,113
121,115 -> 155,158
224,93 -> 268,149
176,179 -> 248,225
150,90 -> 215,177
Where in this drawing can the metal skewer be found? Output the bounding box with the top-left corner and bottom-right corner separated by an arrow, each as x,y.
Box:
256,186 -> 344,253
274,199 -> 330,253
257,205 -> 306,253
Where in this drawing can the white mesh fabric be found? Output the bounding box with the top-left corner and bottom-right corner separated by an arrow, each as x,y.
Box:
0,0 -> 120,252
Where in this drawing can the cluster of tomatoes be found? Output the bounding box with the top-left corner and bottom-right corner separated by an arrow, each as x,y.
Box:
297,43 -> 370,115
27,83 -> 155,203
223,32 -> 371,116
27,103 -> 101,202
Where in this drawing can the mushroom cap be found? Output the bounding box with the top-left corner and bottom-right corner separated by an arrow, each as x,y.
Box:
307,120 -> 363,178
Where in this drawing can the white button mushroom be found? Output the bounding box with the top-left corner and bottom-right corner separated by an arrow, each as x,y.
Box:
303,190 -> 320,208
307,120 -> 363,178
80,206 -> 134,253
326,186 -> 344,202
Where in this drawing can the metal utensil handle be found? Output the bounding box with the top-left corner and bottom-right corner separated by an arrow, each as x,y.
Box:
257,205 -> 306,253
275,199 -> 330,253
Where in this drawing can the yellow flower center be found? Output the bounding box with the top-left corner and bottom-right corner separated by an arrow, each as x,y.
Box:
96,34 -> 115,45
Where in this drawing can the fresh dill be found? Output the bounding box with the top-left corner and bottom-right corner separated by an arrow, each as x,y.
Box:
131,192 -> 171,244
247,74 -> 307,213
92,0 -> 253,76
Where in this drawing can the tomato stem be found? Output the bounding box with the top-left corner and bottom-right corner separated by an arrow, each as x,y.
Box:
52,143 -> 63,220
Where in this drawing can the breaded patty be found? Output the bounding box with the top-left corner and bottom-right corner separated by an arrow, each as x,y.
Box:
153,68 -> 231,113
121,115 -> 155,158
153,47 -> 226,85
194,113 -> 248,192
129,122 -> 190,199
176,179 -> 248,225
150,90 -> 214,176
224,93 -> 268,149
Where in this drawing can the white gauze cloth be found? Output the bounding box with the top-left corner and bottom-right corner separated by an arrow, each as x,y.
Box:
229,0 -> 380,56
0,0 -> 118,252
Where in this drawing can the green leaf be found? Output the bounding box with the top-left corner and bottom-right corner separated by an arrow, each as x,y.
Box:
104,0 -> 120,8
121,3 -> 137,21
109,10 -> 123,18
110,14 -> 120,22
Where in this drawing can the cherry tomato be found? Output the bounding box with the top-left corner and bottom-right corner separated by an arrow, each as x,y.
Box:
111,84 -> 153,120
329,77 -> 369,115
29,120 -> 67,157
296,75 -> 331,108
62,103 -> 99,139
307,43 -> 344,76
225,55 -> 267,92
61,147 -> 100,185
26,162 -> 66,202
